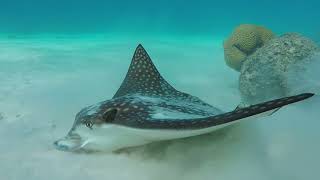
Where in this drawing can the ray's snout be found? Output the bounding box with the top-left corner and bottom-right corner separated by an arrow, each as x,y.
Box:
54,133 -> 84,151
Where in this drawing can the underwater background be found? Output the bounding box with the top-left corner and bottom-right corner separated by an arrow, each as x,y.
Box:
0,0 -> 319,180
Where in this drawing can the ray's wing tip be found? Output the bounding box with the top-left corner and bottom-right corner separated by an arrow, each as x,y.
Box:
305,92 -> 315,97
133,44 -> 147,56
136,44 -> 144,50
298,92 -> 315,99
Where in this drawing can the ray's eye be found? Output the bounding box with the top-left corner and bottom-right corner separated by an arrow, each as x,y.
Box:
85,122 -> 93,129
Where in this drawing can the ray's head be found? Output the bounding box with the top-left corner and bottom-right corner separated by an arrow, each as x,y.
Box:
54,102 -> 119,152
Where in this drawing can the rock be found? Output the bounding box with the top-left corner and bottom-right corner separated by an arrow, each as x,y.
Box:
223,24 -> 275,71
239,33 -> 320,105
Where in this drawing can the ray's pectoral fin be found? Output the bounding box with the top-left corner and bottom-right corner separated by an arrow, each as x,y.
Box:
152,93 -> 314,129
234,102 -> 281,117
207,93 -> 314,126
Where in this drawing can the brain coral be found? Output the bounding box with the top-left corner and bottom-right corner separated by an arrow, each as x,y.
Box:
223,24 -> 275,71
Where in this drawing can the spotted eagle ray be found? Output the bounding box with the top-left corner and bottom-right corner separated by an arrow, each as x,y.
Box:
54,44 -> 314,152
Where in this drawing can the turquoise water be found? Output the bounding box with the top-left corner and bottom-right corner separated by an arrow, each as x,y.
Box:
0,1 -> 319,180
1,0 -> 320,38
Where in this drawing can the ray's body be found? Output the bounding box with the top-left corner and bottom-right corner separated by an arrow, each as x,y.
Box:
54,45 -> 314,152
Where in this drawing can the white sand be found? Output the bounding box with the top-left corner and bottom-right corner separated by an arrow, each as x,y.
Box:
0,34 -> 319,180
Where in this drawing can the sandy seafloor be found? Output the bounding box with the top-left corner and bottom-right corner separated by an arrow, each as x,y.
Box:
0,34 -> 319,180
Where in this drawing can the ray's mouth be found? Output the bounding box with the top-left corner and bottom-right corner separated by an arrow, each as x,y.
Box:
54,133 -> 87,152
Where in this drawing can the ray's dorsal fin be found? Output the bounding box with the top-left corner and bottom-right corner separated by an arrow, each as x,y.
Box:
113,44 -> 179,98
